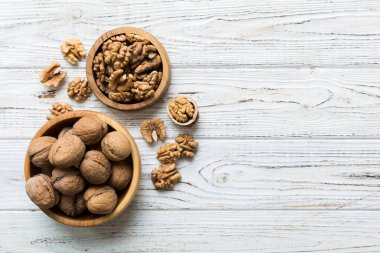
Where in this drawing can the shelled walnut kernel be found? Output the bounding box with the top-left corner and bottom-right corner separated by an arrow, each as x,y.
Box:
157,143 -> 182,164
140,118 -> 166,143
39,61 -> 67,88
92,33 -> 162,104
151,163 -> 181,190
67,78 -> 91,101
175,134 -> 199,158
168,97 -> 195,123
61,39 -> 86,65
47,102 -> 73,120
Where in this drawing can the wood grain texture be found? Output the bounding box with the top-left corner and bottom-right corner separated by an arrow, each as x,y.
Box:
4,139 -> 380,211
2,68 -> 380,139
1,210 -> 380,252
1,0 -> 380,68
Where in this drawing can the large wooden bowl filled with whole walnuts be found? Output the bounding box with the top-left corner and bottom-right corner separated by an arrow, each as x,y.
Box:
24,110 -> 141,226
86,27 -> 170,111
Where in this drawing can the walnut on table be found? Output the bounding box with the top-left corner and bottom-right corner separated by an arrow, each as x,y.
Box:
67,78 -> 91,101
175,134 -> 199,158
151,163 -> 181,190
47,102 -> 73,120
61,39 -> 86,65
39,61 -> 67,88
157,143 -> 182,164
140,118 -> 166,144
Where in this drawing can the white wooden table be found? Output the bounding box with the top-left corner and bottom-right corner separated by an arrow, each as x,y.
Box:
1,0 -> 380,252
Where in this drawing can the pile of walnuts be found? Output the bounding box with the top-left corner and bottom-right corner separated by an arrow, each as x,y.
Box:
92,33 -> 162,103
25,116 -> 133,216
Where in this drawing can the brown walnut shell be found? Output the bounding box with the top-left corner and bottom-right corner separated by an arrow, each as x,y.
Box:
80,150 -> 111,185
27,136 -> 57,169
52,168 -> 85,196
108,160 -> 133,190
58,127 -> 73,139
58,194 -> 87,217
48,134 -> 86,168
25,174 -> 60,209
72,116 -> 108,145
101,131 -> 131,161
83,185 -> 118,215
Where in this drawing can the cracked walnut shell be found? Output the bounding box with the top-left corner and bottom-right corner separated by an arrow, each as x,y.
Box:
140,118 -> 166,143
25,174 -> 60,209
175,134 -> 199,159
61,39 -> 86,65
67,78 -> 91,101
47,102 -> 73,120
157,143 -> 182,164
151,163 -> 181,190
39,61 -> 67,88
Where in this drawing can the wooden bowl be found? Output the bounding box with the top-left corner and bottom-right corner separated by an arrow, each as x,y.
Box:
24,110 -> 141,227
167,96 -> 199,126
86,27 -> 171,111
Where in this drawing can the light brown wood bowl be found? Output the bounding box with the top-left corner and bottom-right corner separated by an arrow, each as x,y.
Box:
24,110 -> 141,227
167,96 -> 199,126
86,27 -> 171,111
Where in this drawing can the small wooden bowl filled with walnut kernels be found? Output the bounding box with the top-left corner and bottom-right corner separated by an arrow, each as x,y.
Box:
86,27 -> 170,111
24,111 -> 141,227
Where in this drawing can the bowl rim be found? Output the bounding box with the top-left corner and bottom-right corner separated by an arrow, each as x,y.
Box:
86,26 -> 171,111
24,110 -> 141,227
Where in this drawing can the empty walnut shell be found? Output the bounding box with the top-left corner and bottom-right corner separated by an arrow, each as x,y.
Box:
49,134 -> 86,168
72,116 -> 108,145
80,150 -> 111,185
58,194 -> 87,217
83,185 -> 118,215
101,131 -> 132,161
108,160 -> 133,190
27,136 -> 57,169
25,174 -> 60,209
52,168 -> 85,196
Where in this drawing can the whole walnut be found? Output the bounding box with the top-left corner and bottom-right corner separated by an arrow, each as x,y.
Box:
49,134 -> 86,168
108,161 -> 133,190
101,131 -> 132,161
58,194 -> 87,217
80,150 -> 111,184
72,116 -> 108,145
51,168 -> 85,196
83,185 -> 118,214
58,127 -> 73,139
27,136 -> 57,169
25,174 -> 60,209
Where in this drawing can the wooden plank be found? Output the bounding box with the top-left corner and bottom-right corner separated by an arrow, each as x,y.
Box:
1,210 -> 380,252
1,0 -> 380,68
2,68 -> 380,139
4,139 -> 380,211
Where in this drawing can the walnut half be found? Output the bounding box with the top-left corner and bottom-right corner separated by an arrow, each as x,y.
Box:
151,163 -> 181,190
39,61 -> 67,88
168,97 -> 195,123
175,134 -> 199,158
140,118 -> 166,143
61,39 -> 86,65
67,78 -> 91,101
157,143 -> 182,164
47,102 -> 73,120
